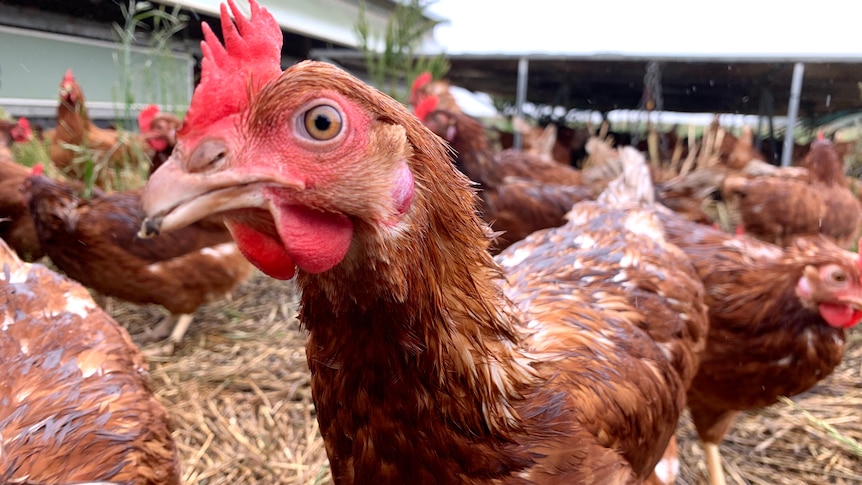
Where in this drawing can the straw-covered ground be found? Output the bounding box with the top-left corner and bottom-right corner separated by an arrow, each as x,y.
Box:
113,271 -> 861,485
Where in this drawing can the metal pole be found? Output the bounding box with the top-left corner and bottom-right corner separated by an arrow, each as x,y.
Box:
781,62 -> 805,167
514,57 -> 529,150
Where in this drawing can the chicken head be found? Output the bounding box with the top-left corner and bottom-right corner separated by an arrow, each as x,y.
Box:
795,253 -> 862,329
141,0 -> 422,281
58,69 -> 82,105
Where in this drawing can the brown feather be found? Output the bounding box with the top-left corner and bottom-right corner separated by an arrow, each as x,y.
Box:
174,62 -> 709,483
0,159 -> 43,261
658,211 -> 861,444
24,174 -> 252,315
722,138 -> 862,249
0,238 -> 180,484
49,72 -> 152,187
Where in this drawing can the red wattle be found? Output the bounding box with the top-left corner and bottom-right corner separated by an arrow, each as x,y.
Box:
148,138 -> 169,152
818,303 -> 862,329
225,221 -> 296,280
273,204 -> 353,274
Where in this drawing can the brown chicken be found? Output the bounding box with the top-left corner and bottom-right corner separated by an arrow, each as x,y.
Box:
139,2 -> 708,482
0,159 -> 43,261
0,115 -> 33,156
24,173 -> 253,355
723,137 -> 862,249
419,106 -> 592,251
49,69 -> 150,187
0,238 -> 180,484
138,104 -> 181,174
408,71 -> 462,114
656,210 -> 862,485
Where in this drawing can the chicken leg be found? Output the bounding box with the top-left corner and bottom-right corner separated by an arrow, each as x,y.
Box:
703,442 -> 728,485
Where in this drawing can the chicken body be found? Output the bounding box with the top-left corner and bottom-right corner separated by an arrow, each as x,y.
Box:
139,3 -> 709,481
657,211 -> 862,485
0,238 -> 180,484
0,159 -> 43,261
421,108 -> 592,251
49,70 -> 151,187
24,175 -> 253,351
723,138 -> 862,249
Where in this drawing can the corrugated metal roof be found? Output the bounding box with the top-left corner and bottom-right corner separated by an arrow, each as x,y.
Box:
313,49 -> 862,120
157,0 -> 441,50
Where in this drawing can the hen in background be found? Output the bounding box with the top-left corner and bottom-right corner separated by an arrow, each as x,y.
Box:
408,71 -> 462,114
138,104 -> 181,174
419,105 -> 593,252
0,160 -> 44,261
722,136 -> 862,249
48,69 -> 151,189
140,2 -> 708,481
24,171 -> 253,355
0,115 -> 33,159
656,209 -> 862,485
0,238 -> 180,484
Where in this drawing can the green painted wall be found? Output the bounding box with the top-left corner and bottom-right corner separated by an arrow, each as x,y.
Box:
0,26 -> 193,115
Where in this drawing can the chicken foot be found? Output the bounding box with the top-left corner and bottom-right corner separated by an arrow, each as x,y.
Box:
142,313 -> 194,358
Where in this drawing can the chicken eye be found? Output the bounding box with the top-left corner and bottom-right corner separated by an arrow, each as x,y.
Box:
830,270 -> 847,283
303,105 -> 342,140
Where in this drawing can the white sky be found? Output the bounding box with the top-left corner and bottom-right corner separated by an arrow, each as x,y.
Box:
426,0 -> 862,57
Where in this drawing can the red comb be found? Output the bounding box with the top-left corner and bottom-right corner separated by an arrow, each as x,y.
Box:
30,164 -> 44,176
138,104 -> 160,131
413,95 -> 439,123
13,117 -> 32,142
817,130 -> 825,142
63,69 -> 74,83
182,0 -> 283,137
410,72 -> 432,100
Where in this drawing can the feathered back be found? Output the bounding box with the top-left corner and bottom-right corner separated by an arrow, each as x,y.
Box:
805,139 -> 847,187
182,0 -> 282,138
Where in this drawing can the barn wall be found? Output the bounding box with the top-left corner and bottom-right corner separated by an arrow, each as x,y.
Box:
0,25 -> 193,124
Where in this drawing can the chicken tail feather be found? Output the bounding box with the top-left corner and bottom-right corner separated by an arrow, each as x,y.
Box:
597,146 -> 655,207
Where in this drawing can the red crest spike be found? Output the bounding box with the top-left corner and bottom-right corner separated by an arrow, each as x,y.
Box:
410,72 -> 432,102
63,69 -> 74,83
30,164 -> 44,177
181,0 -> 283,137
413,95 -> 439,123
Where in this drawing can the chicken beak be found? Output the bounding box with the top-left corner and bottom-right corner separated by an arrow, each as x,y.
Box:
139,159 -> 304,238
840,294 -> 862,312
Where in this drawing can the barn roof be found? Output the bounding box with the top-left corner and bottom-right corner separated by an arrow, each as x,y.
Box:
310,49 -> 862,122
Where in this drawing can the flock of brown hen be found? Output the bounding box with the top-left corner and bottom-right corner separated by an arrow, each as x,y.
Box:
2,0 -> 862,484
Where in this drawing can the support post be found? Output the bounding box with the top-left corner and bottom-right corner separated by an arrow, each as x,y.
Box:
781,63 -> 805,167
514,57 -> 529,150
